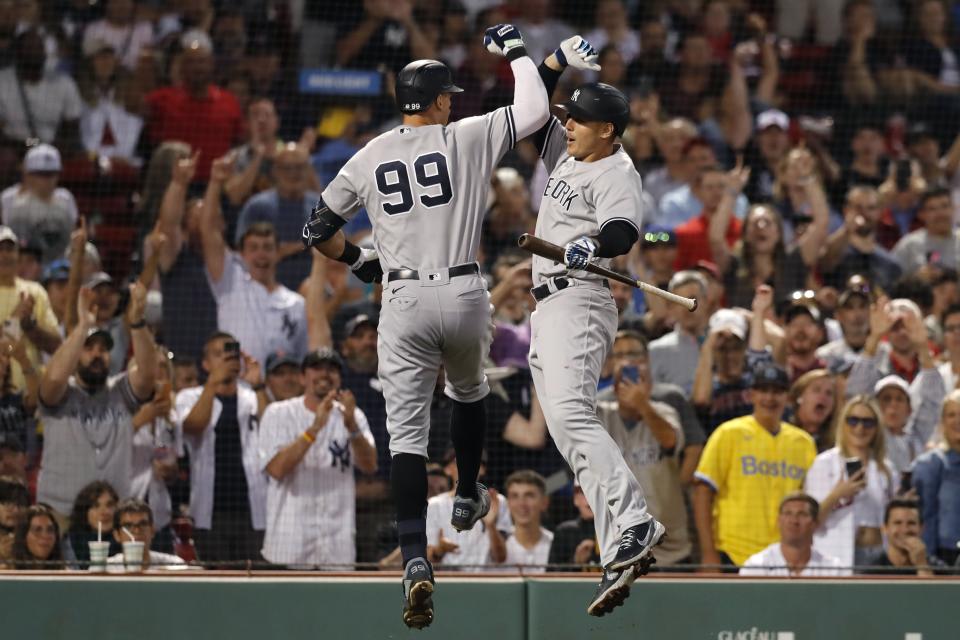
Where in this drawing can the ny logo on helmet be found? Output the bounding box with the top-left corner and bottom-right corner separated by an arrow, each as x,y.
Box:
571,89 -> 581,102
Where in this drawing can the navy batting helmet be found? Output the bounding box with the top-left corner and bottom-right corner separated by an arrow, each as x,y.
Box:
395,59 -> 464,114
557,82 -> 630,137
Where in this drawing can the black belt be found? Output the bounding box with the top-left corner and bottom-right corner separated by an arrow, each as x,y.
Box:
531,277 -> 609,302
386,263 -> 479,283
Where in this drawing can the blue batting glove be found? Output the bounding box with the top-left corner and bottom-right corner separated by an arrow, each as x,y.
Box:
563,236 -> 597,270
483,24 -> 527,61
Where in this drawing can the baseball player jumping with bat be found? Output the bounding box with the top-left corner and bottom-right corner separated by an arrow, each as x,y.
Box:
526,40 -> 666,616
302,24 -> 552,629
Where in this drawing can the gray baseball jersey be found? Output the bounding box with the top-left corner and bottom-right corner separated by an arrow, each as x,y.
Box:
527,116 -> 653,565
531,116 -> 644,286
321,108 -> 519,271
321,108 -> 520,458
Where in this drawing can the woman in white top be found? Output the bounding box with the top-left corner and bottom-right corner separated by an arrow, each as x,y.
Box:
804,395 -> 896,569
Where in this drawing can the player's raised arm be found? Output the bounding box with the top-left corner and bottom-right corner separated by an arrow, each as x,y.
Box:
531,36 -> 600,163
482,24 -> 550,139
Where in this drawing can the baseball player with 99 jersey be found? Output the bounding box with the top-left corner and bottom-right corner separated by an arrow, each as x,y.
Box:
302,24 -> 549,629
527,38 -> 666,616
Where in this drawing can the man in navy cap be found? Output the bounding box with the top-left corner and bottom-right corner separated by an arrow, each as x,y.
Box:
693,361 -> 817,568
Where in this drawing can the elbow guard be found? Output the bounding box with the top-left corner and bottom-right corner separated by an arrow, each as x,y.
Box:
302,198 -> 347,248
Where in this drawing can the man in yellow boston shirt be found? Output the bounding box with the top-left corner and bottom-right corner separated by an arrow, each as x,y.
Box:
693,362 -> 816,568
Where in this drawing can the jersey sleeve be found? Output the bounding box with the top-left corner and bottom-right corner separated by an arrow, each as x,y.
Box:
694,427 -> 731,491
592,167 -> 644,236
321,156 -> 364,220
258,404 -> 288,471
450,106 -> 518,169
539,116 -> 568,173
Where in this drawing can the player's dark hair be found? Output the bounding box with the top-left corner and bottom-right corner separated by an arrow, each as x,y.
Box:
505,469 -> 547,495
884,498 -> 921,525
238,222 -> 277,251
778,491 -> 820,521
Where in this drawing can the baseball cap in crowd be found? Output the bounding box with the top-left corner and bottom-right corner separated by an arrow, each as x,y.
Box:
181,29 -> 214,53
24,143 -> 62,173
694,259 -> 721,282
85,271 -> 114,289
751,362 -> 790,390
874,375 -> 910,400
82,35 -> 116,57
301,347 -> 344,372
84,327 -> 114,350
0,226 -> 18,245
641,225 -> 676,247
265,351 -> 300,375
42,258 -> 70,284
782,290 -> 822,324
906,122 -> 937,147
344,314 -> 377,338
889,298 -> 922,321
708,308 -> 748,340
0,431 -> 24,453
757,109 -> 789,132
837,275 -> 872,308
19,239 -> 42,261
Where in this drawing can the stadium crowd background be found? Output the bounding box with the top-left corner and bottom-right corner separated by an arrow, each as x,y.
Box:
0,0 -> 959,576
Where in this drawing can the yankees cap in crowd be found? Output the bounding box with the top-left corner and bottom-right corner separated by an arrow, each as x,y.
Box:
301,347 -> 344,372
265,351 -> 300,375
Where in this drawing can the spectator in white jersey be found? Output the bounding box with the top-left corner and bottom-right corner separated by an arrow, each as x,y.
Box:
199,154 -> 309,367
36,283 -> 156,517
176,331 -> 268,565
740,493 -> 848,576
501,470 -> 553,573
261,348 -> 376,568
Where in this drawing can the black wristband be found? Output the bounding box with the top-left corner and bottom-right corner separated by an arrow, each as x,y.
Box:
506,46 -> 528,62
19,316 -> 36,331
336,241 -> 361,267
129,319 -> 147,329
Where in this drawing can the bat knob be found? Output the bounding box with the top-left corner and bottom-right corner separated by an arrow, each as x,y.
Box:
518,234 -> 530,248
688,299 -> 698,312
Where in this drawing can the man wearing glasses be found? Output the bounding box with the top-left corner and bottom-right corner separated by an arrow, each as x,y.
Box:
108,499 -> 186,571
693,362 -> 817,568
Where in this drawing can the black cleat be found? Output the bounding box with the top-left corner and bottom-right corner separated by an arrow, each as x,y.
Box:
586,557 -> 656,617
609,519 -> 666,572
402,557 -> 435,629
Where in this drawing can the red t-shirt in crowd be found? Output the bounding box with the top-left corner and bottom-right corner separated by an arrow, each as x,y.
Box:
673,212 -> 742,271
145,85 -> 243,180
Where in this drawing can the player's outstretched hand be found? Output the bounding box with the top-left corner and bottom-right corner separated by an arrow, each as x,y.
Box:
563,236 -> 597,270
484,24 -> 526,60
557,36 -> 600,71
351,247 -> 384,284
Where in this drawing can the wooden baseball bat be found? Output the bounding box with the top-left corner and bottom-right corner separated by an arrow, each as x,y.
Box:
518,233 -> 699,312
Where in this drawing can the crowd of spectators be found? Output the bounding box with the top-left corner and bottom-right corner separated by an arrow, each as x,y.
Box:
0,0 -> 959,575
